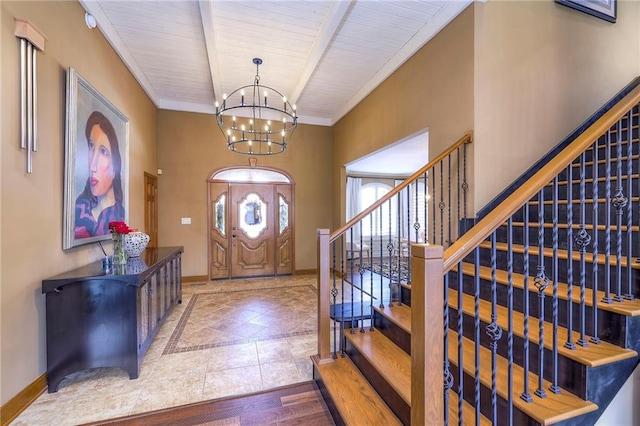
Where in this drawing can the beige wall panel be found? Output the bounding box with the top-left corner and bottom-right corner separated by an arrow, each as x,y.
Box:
1,1 -> 156,405
156,110 -> 333,277
332,5 -> 474,228
473,0 -> 640,211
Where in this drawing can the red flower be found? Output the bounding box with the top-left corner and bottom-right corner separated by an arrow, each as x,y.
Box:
109,221 -> 132,234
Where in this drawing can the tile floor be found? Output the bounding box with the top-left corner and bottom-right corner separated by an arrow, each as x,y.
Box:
13,275 -> 321,426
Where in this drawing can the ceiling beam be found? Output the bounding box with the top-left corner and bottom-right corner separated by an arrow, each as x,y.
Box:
199,0 -> 222,103
288,0 -> 353,105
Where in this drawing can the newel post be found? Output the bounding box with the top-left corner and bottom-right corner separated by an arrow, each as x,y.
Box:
411,244 -> 444,426
317,228 -> 333,363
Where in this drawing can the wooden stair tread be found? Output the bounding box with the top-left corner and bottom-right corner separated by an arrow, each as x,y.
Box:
449,389 -> 492,426
448,330 -> 598,425
448,288 -> 638,367
374,304 -> 412,333
312,355 -> 402,425
552,173 -> 639,187
456,261 -> 640,317
571,153 -> 640,167
345,329 -> 411,405
479,240 -> 640,272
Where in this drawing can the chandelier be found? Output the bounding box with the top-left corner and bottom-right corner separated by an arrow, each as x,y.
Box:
215,58 -> 298,155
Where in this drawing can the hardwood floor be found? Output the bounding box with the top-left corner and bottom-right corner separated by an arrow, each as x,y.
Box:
82,382 -> 335,426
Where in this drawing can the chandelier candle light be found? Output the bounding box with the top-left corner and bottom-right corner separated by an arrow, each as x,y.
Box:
215,58 -> 297,155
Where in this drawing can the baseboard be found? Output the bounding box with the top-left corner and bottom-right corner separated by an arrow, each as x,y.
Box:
1,373 -> 47,426
294,269 -> 317,275
182,275 -> 208,283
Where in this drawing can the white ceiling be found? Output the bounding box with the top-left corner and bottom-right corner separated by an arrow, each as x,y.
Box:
79,0 -> 472,127
346,131 -> 428,176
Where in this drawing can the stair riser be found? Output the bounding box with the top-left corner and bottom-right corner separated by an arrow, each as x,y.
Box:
448,271 -> 633,347
451,364 -> 542,426
511,202 -> 640,227
494,223 -> 640,259
449,308 -> 591,398
566,156 -> 640,181
474,245 -> 640,296
373,310 -> 411,355
344,339 -> 410,425
543,175 -> 639,201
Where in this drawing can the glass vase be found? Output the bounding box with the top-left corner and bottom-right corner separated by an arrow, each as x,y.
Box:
112,233 -> 127,265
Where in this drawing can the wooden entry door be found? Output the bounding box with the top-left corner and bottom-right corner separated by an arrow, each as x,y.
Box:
144,172 -> 158,248
230,183 -> 275,278
208,180 -> 294,280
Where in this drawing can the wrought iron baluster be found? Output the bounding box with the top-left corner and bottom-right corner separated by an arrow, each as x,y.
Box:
488,232 -> 503,420
331,235 -> 344,359
444,272 -> 453,426
507,217 -> 515,421
463,143 -> 469,236
625,109 -> 635,300
521,202 -> 533,402
448,154 -> 452,246
474,247 -> 482,421
576,152 -> 590,347
591,138 -> 601,344
389,199 -> 395,307
340,237 -> 346,355
379,205 -> 385,309
457,260 -> 464,424
602,130 -> 614,304
440,162 -> 445,245
550,178 -> 561,394
457,148 -> 461,240
432,168 -> 437,245
565,165 -> 576,350
369,218 -> 374,331
612,119 -> 628,302
424,172 -> 429,244
349,228 -> 356,335
414,179 -> 420,244
359,222 -> 365,333
534,188 -> 549,398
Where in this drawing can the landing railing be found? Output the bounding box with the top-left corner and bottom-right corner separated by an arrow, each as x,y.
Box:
440,84 -> 640,423
318,131 -> 472,356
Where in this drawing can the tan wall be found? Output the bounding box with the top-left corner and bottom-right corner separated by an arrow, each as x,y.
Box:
156,110 -> 333,277
0,1 -> 156,405
473,0 -> 640,211
332,4 -> 475,228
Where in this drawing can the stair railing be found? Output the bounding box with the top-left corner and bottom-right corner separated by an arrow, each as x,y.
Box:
316,131 -> 473,362
440,85 -> 640,423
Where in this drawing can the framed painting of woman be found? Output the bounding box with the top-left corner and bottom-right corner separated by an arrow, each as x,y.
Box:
63,67 -> 129,250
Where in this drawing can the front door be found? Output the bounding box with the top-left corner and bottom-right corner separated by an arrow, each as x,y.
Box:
230,183 -> 275,277
144,172 -> 158,248
208,176 -> 294,280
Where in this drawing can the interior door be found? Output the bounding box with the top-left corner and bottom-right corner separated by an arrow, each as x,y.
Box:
144,172 -> 158,248
230,183 -> 275,278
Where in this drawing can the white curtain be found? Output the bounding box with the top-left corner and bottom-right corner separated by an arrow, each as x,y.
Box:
346,176 -> 362,241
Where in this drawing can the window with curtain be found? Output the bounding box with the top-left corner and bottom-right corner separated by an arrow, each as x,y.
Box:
361,182 -> 396,236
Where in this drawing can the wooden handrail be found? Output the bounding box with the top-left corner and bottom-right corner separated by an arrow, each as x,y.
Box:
443,85 -> 640,273
330,130 -> 474,242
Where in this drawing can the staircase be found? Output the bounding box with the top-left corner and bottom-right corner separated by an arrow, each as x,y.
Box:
314,81 -> 640,425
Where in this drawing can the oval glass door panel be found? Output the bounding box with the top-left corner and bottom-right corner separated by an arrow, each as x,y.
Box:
239,193 -> 267,239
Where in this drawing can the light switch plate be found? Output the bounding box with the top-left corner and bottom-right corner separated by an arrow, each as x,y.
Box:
181,217 -> 191,225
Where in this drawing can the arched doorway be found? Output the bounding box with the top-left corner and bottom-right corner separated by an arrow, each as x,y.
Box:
207,166 -> 295,280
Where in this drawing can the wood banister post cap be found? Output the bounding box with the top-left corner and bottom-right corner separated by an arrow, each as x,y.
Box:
317,228 -> 329,236
410,243 -> 443,259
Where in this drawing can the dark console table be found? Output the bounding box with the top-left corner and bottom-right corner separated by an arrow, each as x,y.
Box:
42,246 -> 183,392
